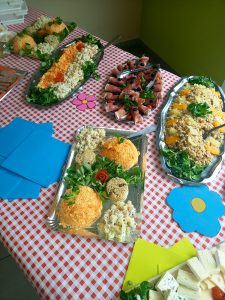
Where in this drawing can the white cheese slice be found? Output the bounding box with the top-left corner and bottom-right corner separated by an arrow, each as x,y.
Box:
215,249 -> 225,274
164,290 -> 188,300
148,290 -> 164,300
187,257 -> 208,281
210,273 -> 225,293
203,278 -> 216,289
200,281 -> 208,291
176,269 -> 199,291
218,242 -> 225,253
197,250 -> 217,274
155,272 -> 179,293
177,285 -> 199,300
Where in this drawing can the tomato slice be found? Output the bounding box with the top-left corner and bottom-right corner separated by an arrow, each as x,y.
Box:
212,287 -> 225,300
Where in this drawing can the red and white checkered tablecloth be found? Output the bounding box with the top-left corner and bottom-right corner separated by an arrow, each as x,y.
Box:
1,7 -> 225,300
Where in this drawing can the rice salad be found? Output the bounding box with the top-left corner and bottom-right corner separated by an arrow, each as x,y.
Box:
162,76 -> 225,181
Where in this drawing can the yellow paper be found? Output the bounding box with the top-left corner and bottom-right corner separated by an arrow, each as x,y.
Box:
122,237 -> 197,291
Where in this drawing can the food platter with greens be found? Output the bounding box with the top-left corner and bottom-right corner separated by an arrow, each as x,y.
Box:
157,75 -> 225,185
47,126 -> 148,243
7,15 -> 76,60
25,34 -> 103,107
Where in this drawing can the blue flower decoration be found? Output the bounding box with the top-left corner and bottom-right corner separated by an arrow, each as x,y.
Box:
166,185 -> 225,237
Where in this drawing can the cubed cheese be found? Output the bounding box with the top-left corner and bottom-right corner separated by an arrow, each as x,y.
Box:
164,290 -> 188,300
218,242 -> 225,253
203,278 -> 216,289
197,250 -> 217,274
156,272 -> 179,293
176,269 -> 199,291
148,290 -> 164,300
210,273 -> 225,293
200,281 -> 208,291
187,257 -> 208,281
177,285 -> 199,300
215,249 -> 225,274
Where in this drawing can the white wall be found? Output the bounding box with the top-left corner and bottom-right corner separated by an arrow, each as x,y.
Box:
26,0 -> 142,42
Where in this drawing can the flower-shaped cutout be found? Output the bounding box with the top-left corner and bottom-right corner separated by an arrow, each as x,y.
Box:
166,185 -> 225,237
72,93 -> 96,111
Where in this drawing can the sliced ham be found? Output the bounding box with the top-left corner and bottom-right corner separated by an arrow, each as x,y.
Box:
115,106 -> 127,120
105,84 -> 121,93
131,108 -> 143,124
104,92 -> 118,101
105,102 -> 121,112
153,83 -> 162,92
108,77 -> 126,86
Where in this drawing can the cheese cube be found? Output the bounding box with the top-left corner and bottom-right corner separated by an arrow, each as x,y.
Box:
215,249 -> 225,274
148,290 -> 164,300
200,281 -> 208,291
177,285 -> 199,299
156,272 -> 179,293
210,273 -> 225,293
164,290 -> 188,300
218,242 -> 225,253
197,250 -> 217,273
187,257 -> 208,281
176,269 -> 199,291
203,278 -> 216,289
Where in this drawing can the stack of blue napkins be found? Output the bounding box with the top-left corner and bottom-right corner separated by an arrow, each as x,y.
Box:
0,118 -> 70,201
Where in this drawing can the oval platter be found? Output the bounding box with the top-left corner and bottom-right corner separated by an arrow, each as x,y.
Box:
156,75 -> 225,185
25,34 -> 103,108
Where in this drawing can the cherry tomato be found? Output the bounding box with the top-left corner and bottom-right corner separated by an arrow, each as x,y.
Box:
212,287 -> 225,300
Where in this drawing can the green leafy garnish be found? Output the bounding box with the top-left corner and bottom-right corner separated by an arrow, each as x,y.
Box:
18,43 -> 33,56
114,133 -> 125,144
187,102 -> 212,117
63,155 -> 143,204
161,147 -> 205,181
140,75 -> 147,89
140,89 -> 156,100
119,281 -> 155,300
188,76 -> 214,88
123,95 -> 138,110
82,60 -> 100,80
26,86 -> 59,106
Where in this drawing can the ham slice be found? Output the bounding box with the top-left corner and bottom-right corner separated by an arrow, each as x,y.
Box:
115,106 -> 127,120
131,108 -> 143,124
105,102 -> 121,112
108,77 -> 126,86
105,84 -> 121,93
104,92 -> 118,101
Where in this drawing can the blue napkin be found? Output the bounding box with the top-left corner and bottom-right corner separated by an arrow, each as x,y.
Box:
0,117 -> 53,157
1,129 -> 70,187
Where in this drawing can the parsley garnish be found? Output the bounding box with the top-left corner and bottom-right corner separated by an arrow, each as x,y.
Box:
188,76 -> 214,88
113,133 -> 125,144
161,147 -> 205,181
119,281 -> 155,300
187,102 -> 212,117
26,86 -> 59,106
140,89 -> 156,100
123,95 -> 138,110
82,61 -> 100,80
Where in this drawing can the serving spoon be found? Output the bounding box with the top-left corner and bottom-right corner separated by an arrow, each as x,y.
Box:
116,63 -> 159,80
203,123 -> 225,139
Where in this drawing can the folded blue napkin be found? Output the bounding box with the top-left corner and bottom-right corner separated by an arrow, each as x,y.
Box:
2,129 -> 70,187
0,117 -> 53,157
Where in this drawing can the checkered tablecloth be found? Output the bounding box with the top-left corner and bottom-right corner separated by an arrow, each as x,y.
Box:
1,7 -> 225,300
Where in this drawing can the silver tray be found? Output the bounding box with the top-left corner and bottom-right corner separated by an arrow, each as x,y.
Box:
156,76 -> 225,185
47,126 -> 148,243
25,36 -> 103,108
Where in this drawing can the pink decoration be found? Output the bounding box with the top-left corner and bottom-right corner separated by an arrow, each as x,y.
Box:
71,93 -> 96,111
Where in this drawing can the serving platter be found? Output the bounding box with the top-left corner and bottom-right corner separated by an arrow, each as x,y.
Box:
156,76 -> 225,185
47,126 -> 148,244
25,35 -> 104,108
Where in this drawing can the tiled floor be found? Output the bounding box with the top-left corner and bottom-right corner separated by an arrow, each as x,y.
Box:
0,242 -> 40,300
0,39 -> 177,300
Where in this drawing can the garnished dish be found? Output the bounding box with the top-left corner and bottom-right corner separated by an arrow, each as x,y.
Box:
47,127 -> 148,243
157,76 -> 225,184
7,15 -> 76,59
120,242 -> 225,300
26,34 -> 102,106
104,56 -> 163,124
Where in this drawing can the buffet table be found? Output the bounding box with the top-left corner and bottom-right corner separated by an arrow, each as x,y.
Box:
1,7 -> 225,300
